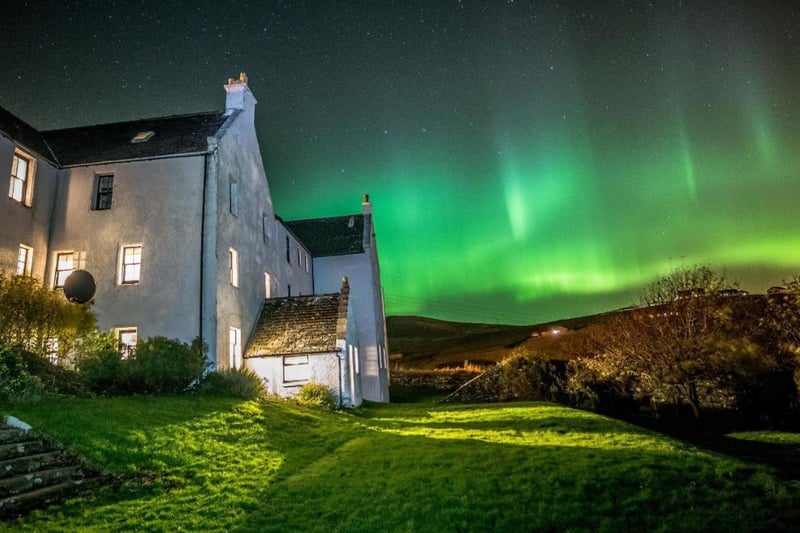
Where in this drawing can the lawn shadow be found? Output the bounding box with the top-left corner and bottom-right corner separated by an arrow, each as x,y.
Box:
235,421 -> 800,532
679,433 -> 800,481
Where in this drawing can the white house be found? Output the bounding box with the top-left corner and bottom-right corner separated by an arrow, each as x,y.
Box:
0,73 -> 388,405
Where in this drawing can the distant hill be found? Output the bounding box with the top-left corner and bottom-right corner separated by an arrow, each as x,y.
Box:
386,313 -> 605,369
388,295 -> 767,369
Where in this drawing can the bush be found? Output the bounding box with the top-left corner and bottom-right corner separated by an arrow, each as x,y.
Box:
19,348 -> 84,396
495,356 -> 569,402
128,337 -> 209,394
0,345 -> 45,404
76,334 -> 209,395
297,382 -> 337,410
197,368 -> 264,399
76,331 -> 128,395
0,273 -> 95,361
446,354 -> 568,404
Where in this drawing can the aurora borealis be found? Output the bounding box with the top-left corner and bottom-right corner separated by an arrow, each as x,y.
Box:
2,1 -> 799,324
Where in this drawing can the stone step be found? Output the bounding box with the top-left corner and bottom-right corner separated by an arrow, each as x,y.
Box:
0,465 -> 84,498
0,429 -> 27,445
0,476 -> 104,519
0,451 -> 69,479
0,440 -> 48,461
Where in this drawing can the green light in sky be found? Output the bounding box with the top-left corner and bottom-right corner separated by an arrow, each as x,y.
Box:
676,111 -> 697,201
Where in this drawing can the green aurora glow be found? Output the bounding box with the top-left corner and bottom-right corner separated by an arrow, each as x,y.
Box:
2,2 -> 799,324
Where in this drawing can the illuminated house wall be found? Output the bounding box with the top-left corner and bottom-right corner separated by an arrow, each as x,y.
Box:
48,156 -> 207,344
0,75 -> 389,403
0,108 -> 60,281
287,203 -> 390,403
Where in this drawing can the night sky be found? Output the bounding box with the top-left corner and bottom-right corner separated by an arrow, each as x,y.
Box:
2,1 -> 799,324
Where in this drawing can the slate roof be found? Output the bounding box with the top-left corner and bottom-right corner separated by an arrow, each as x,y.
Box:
0,106 -> 55,163
285,215 -> 364,257
245,294 -> 343,357
41,111 -> 229,167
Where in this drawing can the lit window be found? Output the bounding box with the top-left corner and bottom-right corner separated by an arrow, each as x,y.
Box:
54,252 -> 74,288
229,248 -> 239,287
120,245 -> 142,284
8,150 -> 34,205
264,272 -> 271,298
16,244 -> 33,276
117,327 -> 138,358
283,355 -> 310,383
94,174 -> 113,210
229,327 -> 242,369
45,338 -> 59,365
305,253 -> 309,273
230,182 -> 239,216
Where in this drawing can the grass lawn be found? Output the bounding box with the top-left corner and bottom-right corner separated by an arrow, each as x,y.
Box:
2,395 -> 799,531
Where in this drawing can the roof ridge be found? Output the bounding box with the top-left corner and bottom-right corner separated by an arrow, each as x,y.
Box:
286,213 -> 362,224
41,110 -> 224,134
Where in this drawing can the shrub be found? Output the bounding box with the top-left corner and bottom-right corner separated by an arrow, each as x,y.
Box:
197,368 -> 264,399
443,355 -> 569,404
19,348 -> 84,396
76,334 -> 209,395
129,337 -> 209,394
495,356 -> 569,402
0,345 -> 45,404
75,331 -> 128,395
0,273 -> 95,362
297,382 -> 337,410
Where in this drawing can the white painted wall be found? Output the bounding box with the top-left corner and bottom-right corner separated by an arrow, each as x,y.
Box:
48,157 -> 206,341
312,220 -> 389,403
247,352 -> 341,400
0,135 -> 58,281
211,82 -> 312,368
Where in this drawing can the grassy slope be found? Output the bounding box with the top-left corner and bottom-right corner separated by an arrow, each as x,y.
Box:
2,396 -> 800,531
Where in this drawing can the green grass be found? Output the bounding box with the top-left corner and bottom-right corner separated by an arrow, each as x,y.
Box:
2,396 -> 800,531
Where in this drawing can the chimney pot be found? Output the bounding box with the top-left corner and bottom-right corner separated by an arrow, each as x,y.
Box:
224,72 -> 256,114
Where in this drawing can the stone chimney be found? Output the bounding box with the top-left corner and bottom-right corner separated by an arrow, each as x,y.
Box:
336,277 -> 350,338
224,72 -> 257,115
361,194 -> 373,250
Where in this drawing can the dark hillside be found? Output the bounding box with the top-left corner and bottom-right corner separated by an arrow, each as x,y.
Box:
387,296 -> 766,369
387,314 -> 605,369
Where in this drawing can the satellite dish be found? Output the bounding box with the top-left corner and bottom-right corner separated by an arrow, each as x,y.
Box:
63,270 -> 96,304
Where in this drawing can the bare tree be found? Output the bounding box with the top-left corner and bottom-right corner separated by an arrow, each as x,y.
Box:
581,266 -> 752,418
761,275 -> 800,356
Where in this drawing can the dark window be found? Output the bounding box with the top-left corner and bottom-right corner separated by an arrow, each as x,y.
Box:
285,236 -> 290,263
230,182 -> 239,216
95,175 -> 113,210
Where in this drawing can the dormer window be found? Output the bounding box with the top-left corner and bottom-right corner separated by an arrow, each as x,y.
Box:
131,130 -> 155,143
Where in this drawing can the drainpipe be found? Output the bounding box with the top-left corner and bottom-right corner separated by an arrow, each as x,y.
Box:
337,349 -> 344,408
199,153 -> 208,345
